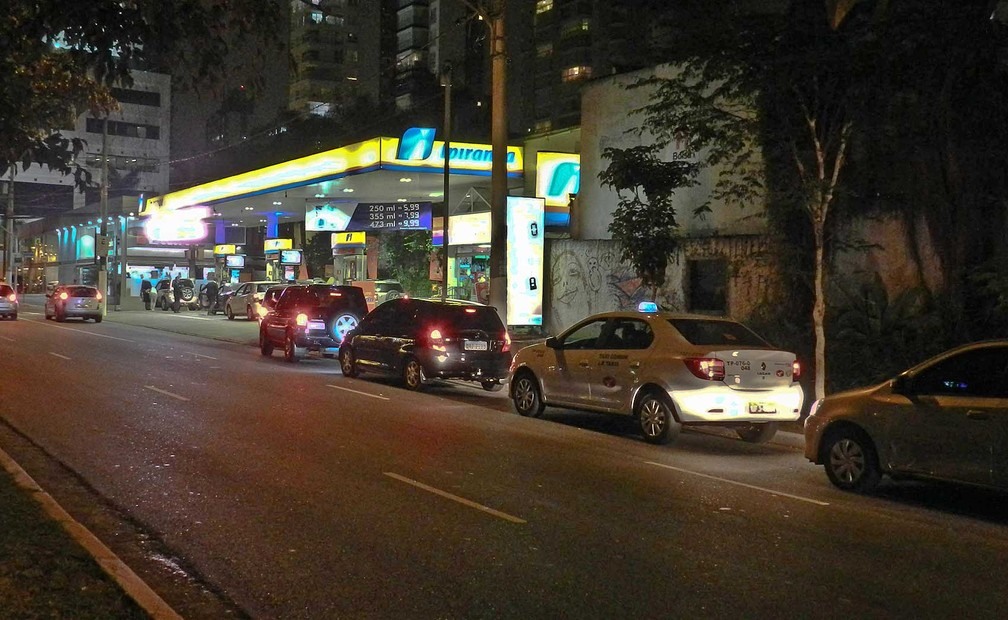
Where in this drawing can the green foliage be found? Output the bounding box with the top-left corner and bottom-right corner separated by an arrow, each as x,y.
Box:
302,232 -> 334,281
1,0 -> 283,188
965,257 -> 1008,339
600,144 -> 700,300
827,276 -> 950,391
378,231 -> 433,297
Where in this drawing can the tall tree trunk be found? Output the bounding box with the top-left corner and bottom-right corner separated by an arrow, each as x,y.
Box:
812,217 -> 826,401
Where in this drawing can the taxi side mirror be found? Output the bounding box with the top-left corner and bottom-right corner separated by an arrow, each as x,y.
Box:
545,336 -> 559,349
891,374 -> 913,395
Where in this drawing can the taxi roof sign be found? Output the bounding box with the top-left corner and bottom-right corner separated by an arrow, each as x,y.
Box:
638,301 -> 660,313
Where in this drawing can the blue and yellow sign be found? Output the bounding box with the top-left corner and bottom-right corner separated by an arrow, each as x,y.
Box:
264,238 -> 293,253
535,152 -> 579,228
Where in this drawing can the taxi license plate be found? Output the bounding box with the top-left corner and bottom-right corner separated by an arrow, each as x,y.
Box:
749,402 -> 776,414
464,340 -> 489,351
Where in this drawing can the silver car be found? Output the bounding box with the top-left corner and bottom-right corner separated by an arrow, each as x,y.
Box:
805,340 -> 1008,493
509,307 -> 804,445
0,283 -> 18,320
225,281 -> 281,320
45,285 -> 104,322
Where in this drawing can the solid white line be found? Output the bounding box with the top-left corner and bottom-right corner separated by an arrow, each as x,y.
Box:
645,461 -> 830,506
384,472 -> 526,524
49,352 -> 71,360
173,314 -> 211,321
326,384 -> 390,401
0,446 -> 183,619
144,386 -> 190,402
36,321 -> 135,342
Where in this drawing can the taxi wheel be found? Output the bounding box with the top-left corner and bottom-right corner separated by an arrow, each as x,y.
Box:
636,390 -> 680,445
259,330 -> 274,357
822,427 -> 881,493
735,422 -> 779,444
510,373 -> 545,417
284,331 -> 303,363
226,305 -> 235,320
402,355 -> 424,390
481,379 -> 504,392
340,347 -> 358,377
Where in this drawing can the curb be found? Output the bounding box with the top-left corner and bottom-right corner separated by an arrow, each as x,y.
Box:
0,445 -> 182,620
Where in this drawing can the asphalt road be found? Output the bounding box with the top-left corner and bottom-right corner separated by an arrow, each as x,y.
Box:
1,303 -> 1007,618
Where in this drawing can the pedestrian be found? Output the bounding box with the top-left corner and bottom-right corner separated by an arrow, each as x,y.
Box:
204,279 -> 219,315
140,278 -> 153,310
171,275 -> 182,312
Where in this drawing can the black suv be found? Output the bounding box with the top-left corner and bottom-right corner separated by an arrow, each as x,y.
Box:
338,298 -> 512,391
259,284 -> 368,362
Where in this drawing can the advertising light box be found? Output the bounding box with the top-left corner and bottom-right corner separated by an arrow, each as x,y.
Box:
226,255 -> 246,268
264,238 -> 293,252
143,206 -> 211,245
280,249 -> 302,265
307,200 -> 432,232
506,196 -> 545,326
535,152 -> 579,228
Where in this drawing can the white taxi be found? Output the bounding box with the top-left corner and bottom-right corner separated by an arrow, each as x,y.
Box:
509,304 -> 804,445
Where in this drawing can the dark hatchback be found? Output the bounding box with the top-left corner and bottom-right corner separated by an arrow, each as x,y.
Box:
339,298 -> 512,391
259,284 -> 368,362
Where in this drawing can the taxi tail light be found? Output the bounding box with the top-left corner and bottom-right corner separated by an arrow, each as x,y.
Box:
502,330 -> 511,353
295,313 -> 308,326
792,360 -> 801,382
684,357 -> 726,381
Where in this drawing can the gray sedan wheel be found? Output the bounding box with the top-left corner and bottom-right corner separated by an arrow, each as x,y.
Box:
823,427 -> 880,493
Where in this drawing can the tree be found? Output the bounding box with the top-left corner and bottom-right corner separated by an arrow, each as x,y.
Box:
378,231 -> 434,298
599,144 -> 701,302
1,0 -> 284,189
302,232 -> 335,281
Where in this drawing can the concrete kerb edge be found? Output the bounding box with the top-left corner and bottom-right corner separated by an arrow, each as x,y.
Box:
0,445 -> 183,620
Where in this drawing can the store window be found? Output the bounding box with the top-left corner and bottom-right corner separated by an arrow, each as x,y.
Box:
561,65 -> 591,82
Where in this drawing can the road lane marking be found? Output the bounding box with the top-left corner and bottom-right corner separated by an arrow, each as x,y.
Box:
193,353 -> 217,360
0,335 -> 14,342
144,386 -> 190,402
49,352 -> 71,360
645,461 -> 830,506
36,321 -> 135,342
326,384 -> 390,401
173,314 -> 212,321
384,472 -> 527,524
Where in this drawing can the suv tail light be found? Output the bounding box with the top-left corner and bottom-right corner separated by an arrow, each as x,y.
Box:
684,357 -> 725,381
59,292 -> 68,300
428,328 -> 446,352
96,291 -> 103,301
6,293 -> 15,302
792,360 -> 801,382
502,331 -> 511,353
295,313 -> 308,326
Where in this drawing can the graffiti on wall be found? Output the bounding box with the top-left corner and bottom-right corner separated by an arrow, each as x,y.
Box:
547,239 -> 685,332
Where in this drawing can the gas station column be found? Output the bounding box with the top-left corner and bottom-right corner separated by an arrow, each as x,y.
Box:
215,221 -> 226,244
267,213 -> 279,239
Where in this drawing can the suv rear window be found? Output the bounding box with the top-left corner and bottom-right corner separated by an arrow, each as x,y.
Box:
669,318 -> 769,347
426,304 -> 504,333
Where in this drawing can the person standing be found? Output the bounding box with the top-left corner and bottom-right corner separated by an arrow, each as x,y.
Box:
204,279 -> 219,315
140,278 -> 153,310
170,275 -> 182,312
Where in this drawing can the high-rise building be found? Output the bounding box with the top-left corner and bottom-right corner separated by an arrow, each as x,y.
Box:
289,0 -> 381,116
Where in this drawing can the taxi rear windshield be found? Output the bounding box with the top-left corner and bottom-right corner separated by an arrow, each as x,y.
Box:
669,318 -> 769,347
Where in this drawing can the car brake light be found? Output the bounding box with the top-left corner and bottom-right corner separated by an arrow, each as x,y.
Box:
684,357 -> 726,381
295,313 -> 308,326
59,292 -> 68,300
257,305 -> 268,318
792,360 -> 801,382
329,291 -> 342,297
465,308 -> 477,313
96,292 -> 103,301
6,294 -> 14,302
430,328 -> 443,342
502,331 -> 511,353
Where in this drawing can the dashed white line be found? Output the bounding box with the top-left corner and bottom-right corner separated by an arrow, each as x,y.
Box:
144,386 -> 190,402
384,472 -> 526,524
0,335 -> 14,342
193,353 -> 217,360
645,461 -> 830,506
173,314 -> 212,321
49,352 -> 71,360
36,321 -> 135,342
326,384 -> 390,400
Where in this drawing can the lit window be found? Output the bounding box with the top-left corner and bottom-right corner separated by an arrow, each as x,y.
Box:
310,11 -> 323,24
536,0 -> 553,14
561,65 -> 592,82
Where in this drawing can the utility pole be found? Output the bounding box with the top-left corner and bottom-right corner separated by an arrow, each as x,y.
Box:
2,170 -> 13,284
99,118 -> 109,314
441,62 -> 453,303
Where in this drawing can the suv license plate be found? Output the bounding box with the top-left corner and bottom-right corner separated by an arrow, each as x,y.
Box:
748,402 -> 776,414
464,340 -> 489,351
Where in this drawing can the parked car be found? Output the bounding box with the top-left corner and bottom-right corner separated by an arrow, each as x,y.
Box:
44,285 -> 104,322
226,281 -> 281,320
154,278 -> 199,311
207,283 -> 236,315
259,284 -> 368,362
508,305 -> 804,445
339,298 -> 512,391
0,283 -> 18,320
354,279 -> 406,311
804,340 -> 1008,494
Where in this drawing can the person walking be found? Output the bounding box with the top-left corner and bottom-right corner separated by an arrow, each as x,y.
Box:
140,278 -> 153,310
204,279 -> 219,315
